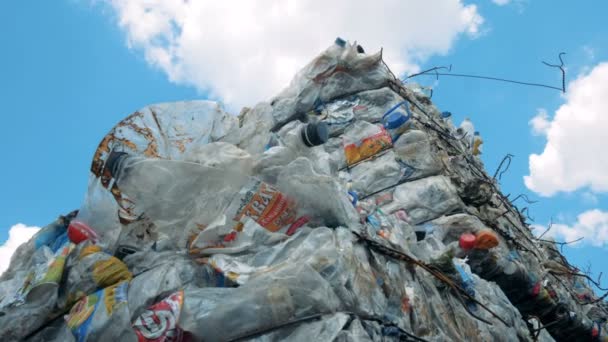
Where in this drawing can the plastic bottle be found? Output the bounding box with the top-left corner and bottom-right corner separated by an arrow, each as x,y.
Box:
108,153 -> 306,249
457,117 -> 475,148
325,37 -> 347,58
441,111 -> 452,121
440,111 -> 456,131
472,131 -> 483,156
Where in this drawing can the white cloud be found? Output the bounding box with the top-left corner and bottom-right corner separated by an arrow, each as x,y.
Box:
492,0 -> 511,5
0,224 -> 40,275
525,62 -> 608,196
102,0 -> 483,110
537,209 -> 608,247
529,108 -> 550,136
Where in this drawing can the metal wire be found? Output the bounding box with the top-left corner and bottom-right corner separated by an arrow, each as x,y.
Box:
493,154 -> 514,180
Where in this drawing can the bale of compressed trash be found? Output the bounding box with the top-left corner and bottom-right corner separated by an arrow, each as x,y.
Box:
1,38 -> 606,342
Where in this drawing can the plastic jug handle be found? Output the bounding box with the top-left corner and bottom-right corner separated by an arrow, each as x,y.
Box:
382,100 -> 412,121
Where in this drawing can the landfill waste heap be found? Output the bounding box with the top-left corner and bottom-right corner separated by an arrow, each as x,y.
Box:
1,38 -> 607,342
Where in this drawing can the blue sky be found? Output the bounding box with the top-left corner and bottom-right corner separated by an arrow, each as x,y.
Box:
1,0 -> 607,283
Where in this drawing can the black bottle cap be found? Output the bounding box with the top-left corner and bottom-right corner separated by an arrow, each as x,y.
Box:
301,122 -> 329,147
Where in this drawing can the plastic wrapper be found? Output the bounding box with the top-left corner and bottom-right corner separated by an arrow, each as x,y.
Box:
342,121 -> 392,167
61,244 -> 132,307
132,291 -> 185,341
65,281 -> 135,341
319,98 -> 358,136
190,216 -> 289,256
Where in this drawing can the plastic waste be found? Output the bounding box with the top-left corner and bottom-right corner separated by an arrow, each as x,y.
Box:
132,290 -> 185,341
472,131 -> 483,156
180,264 -> 341,342
61,244 -> 132,307
65,281 -> 135,341
1,38 -> 602,342
457,117 -> 475,148
18,240 -> 73,303
392,129 -> 442,179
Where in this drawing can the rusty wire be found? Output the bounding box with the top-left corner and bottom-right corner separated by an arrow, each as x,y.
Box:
511,194 -> 538,205
493,154 -> 514,180
405,53 -> 567,93
352,230 -> 510,326
541,53 -> 567,93
404,65 -> 453,81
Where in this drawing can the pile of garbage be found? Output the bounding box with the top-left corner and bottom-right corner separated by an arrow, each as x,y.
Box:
1,38 -> 607,342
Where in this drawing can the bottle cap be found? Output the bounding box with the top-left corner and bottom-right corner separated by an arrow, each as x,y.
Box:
68,221 -> 99,244
384,111 -> 409,129
459,233 -> 477,250
301,122 -> 329,147
475,229 -> 499,249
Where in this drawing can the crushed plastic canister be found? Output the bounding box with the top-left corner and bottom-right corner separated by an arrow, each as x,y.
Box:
382,101 -> 412,142
384,111 -> 410,142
